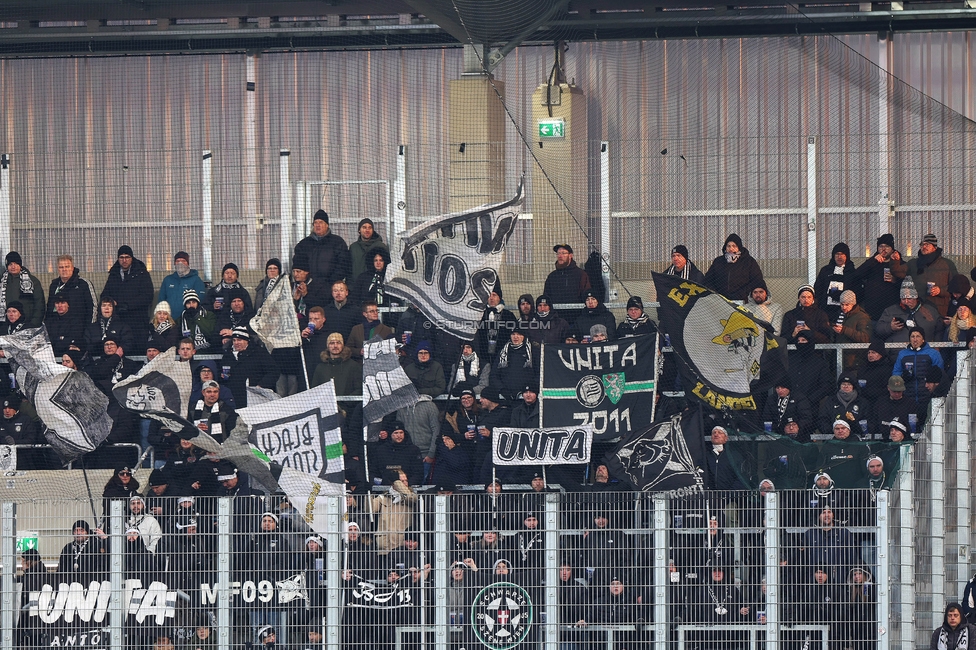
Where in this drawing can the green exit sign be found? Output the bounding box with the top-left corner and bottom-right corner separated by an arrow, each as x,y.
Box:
17,532 -> 38,553
538,118 -> 565,139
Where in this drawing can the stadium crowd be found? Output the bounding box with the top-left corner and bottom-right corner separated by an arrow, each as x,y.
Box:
8,216 -> 976,649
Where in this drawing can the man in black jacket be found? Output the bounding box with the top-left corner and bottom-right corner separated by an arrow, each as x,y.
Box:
102,246 -> 154,354
219,327 -> 279,408
292,210 -> 351,287
47,254 -> 98,323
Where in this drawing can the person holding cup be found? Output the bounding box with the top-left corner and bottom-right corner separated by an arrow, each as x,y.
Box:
781,284 -> 833,345
906,232 -> 958,318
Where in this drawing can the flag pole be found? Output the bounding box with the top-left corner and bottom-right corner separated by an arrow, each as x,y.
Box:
300,345 -> 311,391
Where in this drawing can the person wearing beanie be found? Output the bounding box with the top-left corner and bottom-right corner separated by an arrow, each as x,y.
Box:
780,284 -> 833,345
832,289 -> 871,373
528,293 -> 570,345
743,280 -> 784,335
219,318 -> 279,408
254,257 -> 283,311
570,288 -> 617,343
907,232 -> 958,317
817,373 -> 870,438
616,294 -> 657,338
180,290 -> 218,351
760,376 -> 814,441
47,254 -> 98,325
857,339 -> 895,407
853,232 -> 908,321
0,250 -> 45,328
349,216 -> 389,281
0,392 -> 42,466
292,207 -> 352,287
493,324 -> 537,401
875,278 -> 941,346
46,291 -> 86,357
57,519 -> 108,585
102,246 -> 155,354
948,296 -> 976,347
202,261 -> 254,315
947,273 -> 975,320
158,251 -> 206,321
543,243 -> 592,324
477,278 -> 517,362
703,233 -> 766,302
215,287 -> 256,346
814,242 -> 858,322
245,512 -> 295,646
871,373 -> 919,438
148,300 -> 181,351
83,294 -> 135,357
892,326 -> 945,406
405,340 -> 446,398
2,299 -> 26,336
664,244 -> 706,283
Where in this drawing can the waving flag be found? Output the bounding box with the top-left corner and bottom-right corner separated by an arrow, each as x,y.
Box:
0,327 -> 112,463
112,348 -> 195,434
362,337 -> 419,423
250,277 -> 302,352
386,181 -> 523,339
652,272 -> 788,411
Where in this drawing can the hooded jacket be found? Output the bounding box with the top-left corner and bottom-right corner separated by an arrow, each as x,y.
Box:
931,604 -> 976,650
909,246 -> 958,317
349,231 -> 389,280
814,242 -> 859,321
703,234 -> 765,302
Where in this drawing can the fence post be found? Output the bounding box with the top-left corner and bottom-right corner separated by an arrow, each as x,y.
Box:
877,490 -> 891,650
109,500 -> 124,650
652,496 -> 668,650
806,136 -> 818,285
324,495 -> 342,650
202,150 -> 214,283
544,493 -> 559,650
216,498 -> 232,650
279,149 -> 292,267
0,502 -> 15,650
765,491 -> 780,650
434,495 -> 448,650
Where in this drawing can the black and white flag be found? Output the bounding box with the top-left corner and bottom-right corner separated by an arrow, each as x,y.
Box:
112,348 -> 195,434
240,382 -> 344,480
604,414 -> 703,493
250,276 -> 302,352
385,181 -> 523,339
362,337 -> 419,423
0,327 -> 112,463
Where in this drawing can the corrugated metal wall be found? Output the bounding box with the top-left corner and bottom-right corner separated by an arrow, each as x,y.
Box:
0,32 -> 971,288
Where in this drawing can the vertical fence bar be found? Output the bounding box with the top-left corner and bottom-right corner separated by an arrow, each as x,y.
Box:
109,500 -> 124,650
600,141 -> 612,299
877,32 -> 891,235
764,491 -> 780,650
806,137 -> 818,285
897,445 -> 915,648
434,495 -> 448,650
393,145 -> 407,239
280,149 -> 292,268
0,155 -> 10,259
0,502 -> 15,650
652,496 -> 668,650
544,494 -> 559,650
930,397 -> 946,634
202,151 -> 214,282
325,495 -> 342,650
877,490 -> 891,650
216,498 -> 231,650
955,349 -> 972,600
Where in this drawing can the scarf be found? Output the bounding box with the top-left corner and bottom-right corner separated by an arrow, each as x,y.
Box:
100,316 -> 115,339
625,312 -> 650,328
368,272 -> 386,304
666,264 -> 691,280
455,351 -> 480,384
777,396 -> 790,419
0,269 -> 34,319
915,248 -> 942,274
497,342 -> 532,370
155,320 -> 173,335
725,252 -> 740,263
264,276 -> 279,298
836,389 -> 859,409
939,625 -> 969,650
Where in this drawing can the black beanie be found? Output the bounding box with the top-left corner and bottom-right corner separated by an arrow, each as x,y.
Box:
222,262 -> 239,276
117,245 -> 134,258
876,233 -> 895,249
314,209 -> 329,224
5,251 -> 22,267
671,245 -> 690,261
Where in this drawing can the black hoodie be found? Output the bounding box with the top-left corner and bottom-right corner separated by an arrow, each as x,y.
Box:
703,234 -> 766,302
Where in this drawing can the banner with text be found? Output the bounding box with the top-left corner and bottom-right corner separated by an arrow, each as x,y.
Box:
540,335 -> 656,440
492,425 -> 594,465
